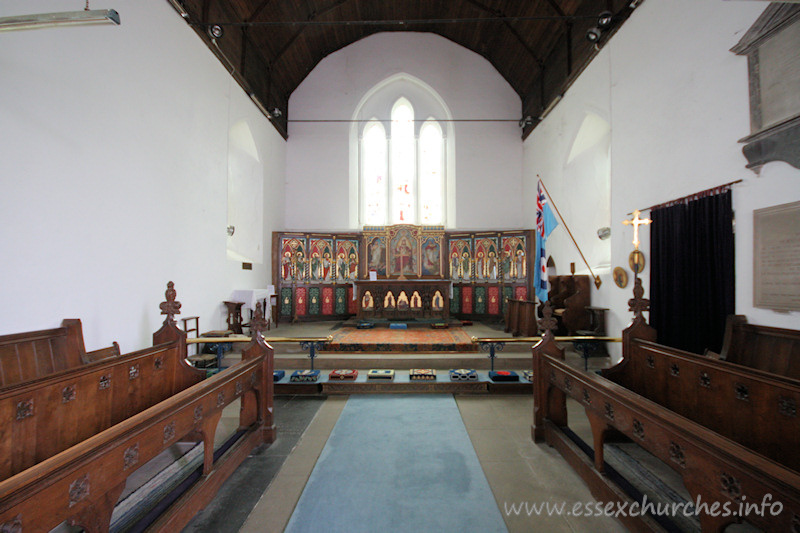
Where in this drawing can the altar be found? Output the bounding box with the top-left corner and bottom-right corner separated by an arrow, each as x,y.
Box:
355,279 -> 451,320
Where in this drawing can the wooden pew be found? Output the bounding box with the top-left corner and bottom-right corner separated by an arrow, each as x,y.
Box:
533,304 -> 800,531
0,319 -> 120,388
0,282 -> 275,532
712,315 -> 800,380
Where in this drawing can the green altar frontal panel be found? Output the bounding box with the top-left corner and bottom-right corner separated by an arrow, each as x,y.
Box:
474,286 -> 487,315
280,287 -> 293,318
450,285 -> 461,314
308,287 -> 321,315
335,286 -> 347,315
502,286 -> 513,313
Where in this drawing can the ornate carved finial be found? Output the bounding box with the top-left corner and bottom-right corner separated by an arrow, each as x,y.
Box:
250,302 -> 268,336
159,281 -> 181,324
540,301 -> 558,334
628,277 -> 650,317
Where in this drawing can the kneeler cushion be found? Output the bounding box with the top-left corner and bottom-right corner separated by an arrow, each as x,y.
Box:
409,368 -> 436,381
291,370 -> 321,382
367,369 -> 395,380
449,369 -> 478,381
357,322 -> 374,329
488,370 -> 519,382
329,369 -> 358,380
273,370 -> 286,382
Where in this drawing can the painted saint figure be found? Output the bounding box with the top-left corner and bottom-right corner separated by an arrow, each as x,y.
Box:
421,238 -> 439,276
322,252 -> 332,282
394,238 -> 413,274
348,252 -> 359,280
451,252 -> 460,279
515,250 -> 526,280
310,252 -> 322,281
281,251 -> 293,281
501,251 -> 511,279
369,239 -> 386,276
296,251 -> 306,281
487,251 -> 497,281
336,253 -> 347,281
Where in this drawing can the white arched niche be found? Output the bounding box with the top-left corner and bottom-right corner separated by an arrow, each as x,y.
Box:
563,110 -> 611,269
227,119 -> 264,263
349,73 -> 456,228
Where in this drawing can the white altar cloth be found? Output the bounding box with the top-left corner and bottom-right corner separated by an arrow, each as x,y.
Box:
229,286 -> 275,320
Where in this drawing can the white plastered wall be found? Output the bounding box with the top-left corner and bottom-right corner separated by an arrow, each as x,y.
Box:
285,32 -> 523,231
0,0 -> 286,350
523,0 -> 800,361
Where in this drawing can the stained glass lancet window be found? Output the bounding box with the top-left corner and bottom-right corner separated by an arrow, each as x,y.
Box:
419,119 -> 443,224
360,97 -> 445,226
390,99 -> 416,223
362,120 -> 387,226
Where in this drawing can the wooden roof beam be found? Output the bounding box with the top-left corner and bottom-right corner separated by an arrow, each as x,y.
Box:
271,0 -> 353,64
246,0 -> 274,22
462,0 -> 544,66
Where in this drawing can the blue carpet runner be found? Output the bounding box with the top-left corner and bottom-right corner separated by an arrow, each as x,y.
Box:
284,394 -> 507,533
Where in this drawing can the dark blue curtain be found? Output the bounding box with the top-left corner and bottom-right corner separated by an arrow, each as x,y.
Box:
650,190 -> 735,354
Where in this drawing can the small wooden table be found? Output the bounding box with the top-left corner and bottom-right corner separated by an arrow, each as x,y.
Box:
223,301 -> 244,334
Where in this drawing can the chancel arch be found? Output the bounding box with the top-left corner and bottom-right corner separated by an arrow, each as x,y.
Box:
350,73 -> 456,228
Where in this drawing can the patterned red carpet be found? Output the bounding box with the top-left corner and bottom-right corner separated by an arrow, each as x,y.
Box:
324,327 -> 478,352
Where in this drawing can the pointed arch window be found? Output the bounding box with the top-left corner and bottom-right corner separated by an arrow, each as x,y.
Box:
419,119 -> 443,224
360,97 -> 446,226
362,120 -> 388,226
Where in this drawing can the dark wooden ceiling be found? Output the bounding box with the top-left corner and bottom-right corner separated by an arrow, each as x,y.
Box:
168,0 -> 640,139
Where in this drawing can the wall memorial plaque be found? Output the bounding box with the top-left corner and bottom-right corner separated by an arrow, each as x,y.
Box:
731,5 -> 800,172
754,201 -> 800,311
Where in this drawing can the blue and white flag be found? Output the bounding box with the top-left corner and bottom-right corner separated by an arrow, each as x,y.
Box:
534,180 -> 559,302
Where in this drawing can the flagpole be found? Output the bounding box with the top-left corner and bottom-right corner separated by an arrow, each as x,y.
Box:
538,176 -> 602,289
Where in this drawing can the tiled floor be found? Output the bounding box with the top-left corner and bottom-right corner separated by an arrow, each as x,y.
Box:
183,396 -> 328,533
456,396 -> 625,533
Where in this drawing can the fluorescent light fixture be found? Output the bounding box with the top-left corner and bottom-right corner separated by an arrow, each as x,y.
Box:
539,95 -> 562,120
249,93 -> 273,119
0,9 -> 120,32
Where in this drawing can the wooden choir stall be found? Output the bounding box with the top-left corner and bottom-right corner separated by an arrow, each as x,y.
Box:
532,280 -> 800,532
0,282 -> 275,533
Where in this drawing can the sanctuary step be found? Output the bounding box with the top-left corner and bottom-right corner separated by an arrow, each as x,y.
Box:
273,369 -> 533,395
273,354 -> 532,370
339,317 -> 463,328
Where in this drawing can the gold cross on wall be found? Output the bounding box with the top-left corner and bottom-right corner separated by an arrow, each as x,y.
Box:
623,210 -> 652,250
